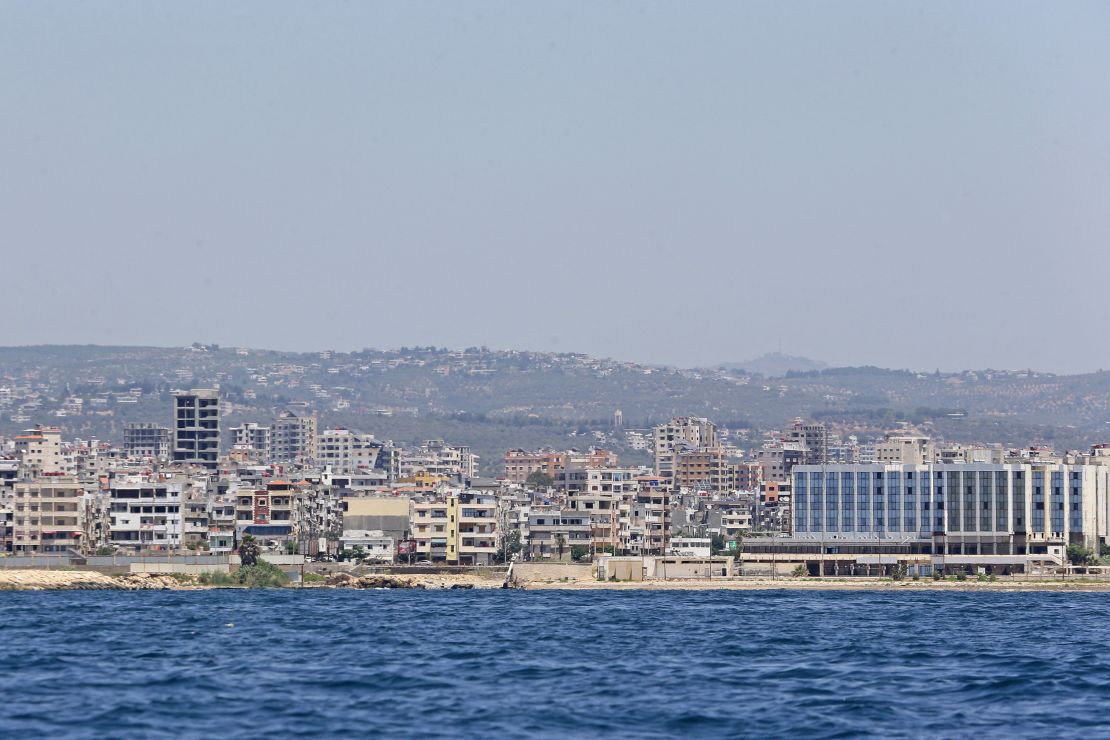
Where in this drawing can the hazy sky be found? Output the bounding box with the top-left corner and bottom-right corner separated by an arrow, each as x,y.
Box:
3,3 -> 1109,373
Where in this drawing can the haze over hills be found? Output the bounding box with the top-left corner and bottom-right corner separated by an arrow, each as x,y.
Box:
718,352 -> 829,377
2,344 -> 1110,471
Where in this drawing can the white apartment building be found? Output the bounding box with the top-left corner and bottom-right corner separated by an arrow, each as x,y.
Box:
317,429 -> 383,474
109,475 -> 187,552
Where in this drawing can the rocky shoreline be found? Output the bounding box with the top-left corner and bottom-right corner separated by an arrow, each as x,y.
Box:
0,569 -> 505,591
6,569 -> 1110,592
0,571 -> 194,591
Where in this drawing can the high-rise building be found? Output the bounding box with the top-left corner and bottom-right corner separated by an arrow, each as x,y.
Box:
172,389 -> 220,470
270,410 -> 318,464
788,419 -> 829,465
123,423 -> 171,459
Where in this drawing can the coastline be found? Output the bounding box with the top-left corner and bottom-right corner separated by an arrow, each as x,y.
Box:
5,569 -> 1110,592
520,578 -> 1110,592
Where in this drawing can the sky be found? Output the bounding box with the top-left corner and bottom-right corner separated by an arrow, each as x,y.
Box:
3,2 -> 1109,373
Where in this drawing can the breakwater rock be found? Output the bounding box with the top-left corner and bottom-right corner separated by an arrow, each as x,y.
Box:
321,572 -> 496,590
0,570 -> 190,591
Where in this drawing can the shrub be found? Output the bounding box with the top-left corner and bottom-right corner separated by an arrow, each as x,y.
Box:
198,560 -> 290,588
977,573 -> 988,582
236,561 -> 290,588
956,573 -> 968,582
791,564 -> 808,578
932,572 -> 942,581
198,570 -> 235,586
301,571 -> 325,583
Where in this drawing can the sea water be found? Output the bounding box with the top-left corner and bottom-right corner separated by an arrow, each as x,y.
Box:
2,589 -> 1108,738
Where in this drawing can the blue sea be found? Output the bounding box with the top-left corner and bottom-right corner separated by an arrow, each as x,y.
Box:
2,589 -> 1109,738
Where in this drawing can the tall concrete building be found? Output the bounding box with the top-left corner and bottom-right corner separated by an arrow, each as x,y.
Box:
652,417 -> 718,481
123,423 -> 171,459
172,389 -> 220,470
270,410 -> 318,464
788,419 -> 829,465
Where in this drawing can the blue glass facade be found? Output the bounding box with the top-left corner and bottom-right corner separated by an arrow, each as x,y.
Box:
791,464 -> 1094,541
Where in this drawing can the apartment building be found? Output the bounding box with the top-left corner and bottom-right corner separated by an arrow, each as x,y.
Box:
504,449 -> 563,484
787,419 -> 829,465
753,443 -> 805,483
122,423 -> 171,459
235,480 -> 296,545
172,389 -> 220,470
652,417 -> 718,480
318,429 -> 384,474
674,448 -> 743,493
230,423 -> 271,461
0,504 -> 12,554
401,440 -> 479,482
108,475 -> 186,552
15,425 -> 63,477
12,477 -> 88,554
411,491 -> 499,565
270,409 -> 318,464
875,435 -> 935,465
567,485 -> 622,553
527,508 -> 591,560
616,477 -> 670,555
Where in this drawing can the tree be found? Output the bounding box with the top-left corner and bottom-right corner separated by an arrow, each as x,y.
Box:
555,533 -> 567,561
238,534 -> 261,567
526,471 -> 555,489
570,545 -> 590,562
499,531 -> 523,563
710,533 -> 727,556
1067,544 -> 1096,566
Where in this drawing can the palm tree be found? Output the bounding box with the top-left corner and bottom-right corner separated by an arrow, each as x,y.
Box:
238,534 -> 261,567
555,533 -> 567,561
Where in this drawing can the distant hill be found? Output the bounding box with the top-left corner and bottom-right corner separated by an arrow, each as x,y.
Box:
0,345 -> 1107,470
719,352 -> 828,377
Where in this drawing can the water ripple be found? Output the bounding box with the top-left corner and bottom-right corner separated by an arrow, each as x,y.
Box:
2,590 -> 1110,737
